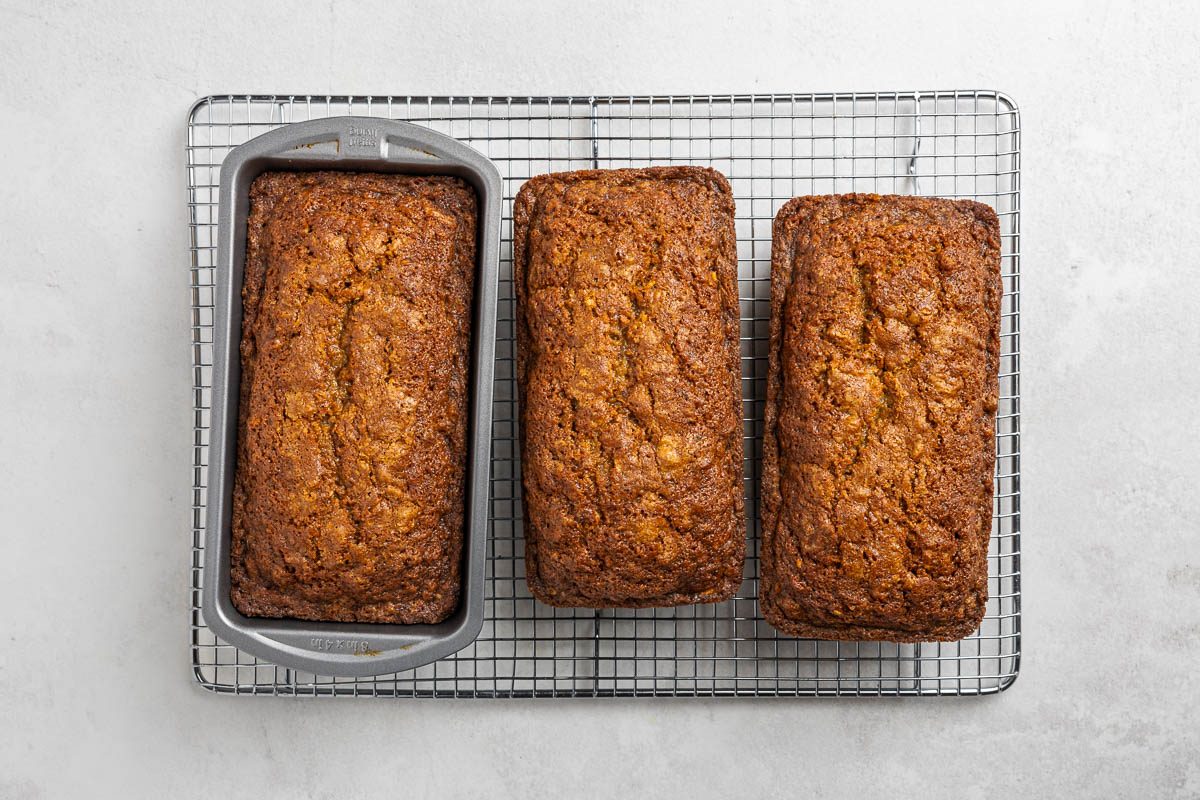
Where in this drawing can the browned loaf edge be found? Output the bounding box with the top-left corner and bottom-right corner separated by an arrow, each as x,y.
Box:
231,170 -> 476,625
760,194 -> 1001,642
513,166 -> 745,608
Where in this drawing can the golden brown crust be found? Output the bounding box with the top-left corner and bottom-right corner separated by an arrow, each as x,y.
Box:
760,194 -> 1001,641
514,167 -> 745,608
230,170 -> 476,624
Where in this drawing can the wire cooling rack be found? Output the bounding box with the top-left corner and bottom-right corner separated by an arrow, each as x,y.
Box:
188,92 -> 1021,697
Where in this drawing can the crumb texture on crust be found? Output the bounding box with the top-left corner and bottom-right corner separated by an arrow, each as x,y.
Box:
231,170 -> 476,625
761,193 -> 1001,642
514,167 -> 745,608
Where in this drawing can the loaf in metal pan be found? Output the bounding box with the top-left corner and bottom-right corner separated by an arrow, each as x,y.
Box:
231,171 -> 476,625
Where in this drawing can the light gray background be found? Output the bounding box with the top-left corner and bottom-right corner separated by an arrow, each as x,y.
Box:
2,1 -> 1197,797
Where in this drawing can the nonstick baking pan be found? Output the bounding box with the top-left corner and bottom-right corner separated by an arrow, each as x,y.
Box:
202,116 -> 501,677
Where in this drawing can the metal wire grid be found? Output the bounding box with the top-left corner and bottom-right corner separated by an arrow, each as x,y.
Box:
188,92 -> 1021,697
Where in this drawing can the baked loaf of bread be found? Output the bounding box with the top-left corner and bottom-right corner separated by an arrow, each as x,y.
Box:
231,170 -> 476,625
514,167 -> 745,608
761,194 -> 1001,641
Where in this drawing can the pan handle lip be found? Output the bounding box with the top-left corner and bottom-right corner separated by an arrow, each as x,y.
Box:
200,598 -> 485,678
220,115 -> 503,177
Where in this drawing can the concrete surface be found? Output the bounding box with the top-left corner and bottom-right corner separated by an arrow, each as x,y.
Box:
1,0 -> 1198,797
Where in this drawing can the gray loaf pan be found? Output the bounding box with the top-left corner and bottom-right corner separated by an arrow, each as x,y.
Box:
203,117 -> 501,677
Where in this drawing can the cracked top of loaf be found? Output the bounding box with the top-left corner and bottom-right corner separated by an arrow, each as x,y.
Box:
761,193 -> 1001,641
514,166 -> 745,608
231,170 -> 476,624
